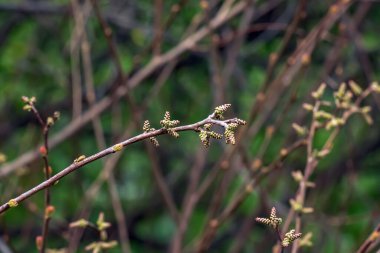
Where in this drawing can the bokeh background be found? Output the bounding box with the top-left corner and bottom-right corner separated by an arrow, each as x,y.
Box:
0,0 -> 380,252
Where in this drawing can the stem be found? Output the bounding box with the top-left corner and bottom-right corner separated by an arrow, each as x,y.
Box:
28,103 -> 52,253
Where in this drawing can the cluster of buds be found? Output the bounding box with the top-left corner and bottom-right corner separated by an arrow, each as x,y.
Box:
199,129 -> 223,147
97,212 -> 111,241
334,82 -> 354,109
46,111 -> 60,127
307,81 -> 376,131
214,104 -> 231,119
142,105 -> 246,148
70,213 -> 117,253
256,207 -> 303,248
160,111 -> 180,138
255,207 -> 282,229
143,120 -> 159,147
198,105 -> 246,146
325,117 -> 345,130
282,229 -> 302,247
21,96 -> 37,111
224,123 -> 239,145
21,96 -> 60,127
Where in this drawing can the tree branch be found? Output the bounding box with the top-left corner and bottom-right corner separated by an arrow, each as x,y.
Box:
0,114 -> 244,214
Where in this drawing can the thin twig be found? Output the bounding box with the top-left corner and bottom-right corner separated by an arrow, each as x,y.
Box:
24,100 -> 53,253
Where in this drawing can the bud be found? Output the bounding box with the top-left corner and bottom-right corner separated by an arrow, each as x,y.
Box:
0,153 -> 6,163
312,83 -> 326,99
251,159 -> 262,171
8,199 -> 18,207
301,54 -> 310,65
209,219 -> 219,228
245,184 -> 254,193
317,149 -> 330,158
280,149 -> 288,157
23,105 -> 32,111
348,80 -> 362,95
290,199 -> 303,212
112,143 -> 123,152
47,117 -> 54,126
291,171 -> 303,182
21,96 -> 29,103
292,123 -> 306,136
36,236 -> 43,251
45,205 -> 55,218
39,146 -> 47,156
302,103 -> 314,111
69,219 -> 89,228
371,81 -> 380,93
53,111 -> 60,120
299,232 -> 313,247
74,155 -> 86,163
302,207 -> 314,214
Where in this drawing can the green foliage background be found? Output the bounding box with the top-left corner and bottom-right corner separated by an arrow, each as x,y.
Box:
0,0 -> 380,252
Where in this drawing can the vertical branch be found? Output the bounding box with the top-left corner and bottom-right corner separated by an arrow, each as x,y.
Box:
90,0 -> 124,82
21,97 -> 56,253
170,148 -> 208,253
153,0 -> 163,56
70,0 -> 84,119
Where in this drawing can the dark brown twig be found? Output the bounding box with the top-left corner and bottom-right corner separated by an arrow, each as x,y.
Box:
22,98 -> 54,253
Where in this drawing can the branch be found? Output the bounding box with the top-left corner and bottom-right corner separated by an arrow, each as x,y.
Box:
0,111 -> 245,214
21,96 -> 58,253
356,223 -> 380,253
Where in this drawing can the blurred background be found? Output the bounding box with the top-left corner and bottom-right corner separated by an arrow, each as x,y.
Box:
0,0 -> 380,252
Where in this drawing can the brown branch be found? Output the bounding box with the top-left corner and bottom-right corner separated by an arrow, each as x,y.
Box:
152,0 -> 163,56
90,0 -> 124,82
356,223 -> 380,253
22,98 -> 54,253
0,114 -> 243,214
